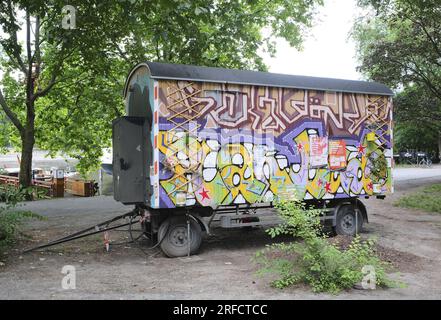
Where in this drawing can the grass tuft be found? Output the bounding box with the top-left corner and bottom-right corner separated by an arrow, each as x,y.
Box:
394,183 -> 441,213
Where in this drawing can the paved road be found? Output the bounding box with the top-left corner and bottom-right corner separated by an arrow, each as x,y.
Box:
393,165 -> 441,181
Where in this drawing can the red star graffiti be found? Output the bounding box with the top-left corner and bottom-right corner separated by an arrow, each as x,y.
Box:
324,182 -> 332,193
296,142 -> 303,152
357,144 -> 366,154
367,182 -> 373,190
199,188 -> 210,201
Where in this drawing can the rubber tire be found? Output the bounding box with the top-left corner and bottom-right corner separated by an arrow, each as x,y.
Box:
158,216 -> 202,258
334,205 -> 363,236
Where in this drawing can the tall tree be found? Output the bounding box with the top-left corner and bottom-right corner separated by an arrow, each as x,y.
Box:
1,0 -> 323,184
0,0 -> 142,185
393,85 -> 441,157
352,0 -> 441,156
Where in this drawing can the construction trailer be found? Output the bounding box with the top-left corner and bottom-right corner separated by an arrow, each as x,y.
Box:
113,62 -> 393,257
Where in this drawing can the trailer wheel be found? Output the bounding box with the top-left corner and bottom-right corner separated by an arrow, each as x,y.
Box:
158,216 -> 202,258
334,205 -> 363,236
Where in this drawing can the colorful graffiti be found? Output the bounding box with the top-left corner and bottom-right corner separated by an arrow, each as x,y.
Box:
154,81 -> 392,208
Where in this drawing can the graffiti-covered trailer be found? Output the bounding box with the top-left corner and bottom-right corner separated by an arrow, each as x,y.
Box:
113,62 -> 393,257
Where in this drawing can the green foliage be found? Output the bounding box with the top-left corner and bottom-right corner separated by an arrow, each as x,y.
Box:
394,122 -> 439,155
34,57 -> 124,175
392,86 -> 440,157
1,0 -> 323,176
394,183 -> 441,213
352,0 -> 441,92
0,184 -> 46,255
352,0 -> 441,157
0,208 -> 43,255
266,199 -> 323,240
255,200 -> 396,293
122,0 -> 323,70
0,184 -> 47,203
369,153 -> 387,183
0,195 -> 44,256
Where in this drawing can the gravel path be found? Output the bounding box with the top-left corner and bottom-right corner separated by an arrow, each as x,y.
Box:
0,169 -> 440,299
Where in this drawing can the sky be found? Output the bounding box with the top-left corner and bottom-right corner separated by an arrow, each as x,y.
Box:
263,0 -> 363,81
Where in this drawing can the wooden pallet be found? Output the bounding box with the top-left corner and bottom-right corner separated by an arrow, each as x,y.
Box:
64,178 -> 96,197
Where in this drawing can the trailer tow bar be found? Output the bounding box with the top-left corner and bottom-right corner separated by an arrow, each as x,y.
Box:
23,208 -> 141,253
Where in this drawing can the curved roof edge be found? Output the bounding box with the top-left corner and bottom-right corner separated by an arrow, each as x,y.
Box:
129,61 -> 394,96
123,62 -> 152,99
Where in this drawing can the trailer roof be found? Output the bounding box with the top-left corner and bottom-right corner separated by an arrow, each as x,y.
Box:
139,61 -> 393,96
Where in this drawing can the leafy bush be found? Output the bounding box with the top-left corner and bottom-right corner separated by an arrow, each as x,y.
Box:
0,185 -> 45,256
0,184 -> 47,203
266,199 -> 322,240
0,206 -> 43,253
255,200 -> 397,293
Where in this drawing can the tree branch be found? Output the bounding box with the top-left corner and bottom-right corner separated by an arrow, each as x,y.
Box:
4,0 -> 26,74
32,44 -> 79,101
32,74 -> 57,100
34,16 -> 41,79
25,10 -> 34,107
26,12 -> 32,65
113,41 -> 130,62
401,10 -> 441,65
0,89 -> 25,134
387,55 -> 441,100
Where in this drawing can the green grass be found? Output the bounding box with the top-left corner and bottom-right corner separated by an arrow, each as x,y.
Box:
394,184 -> 441,213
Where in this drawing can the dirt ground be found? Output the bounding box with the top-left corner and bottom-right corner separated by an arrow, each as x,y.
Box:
0,174 -> 440,299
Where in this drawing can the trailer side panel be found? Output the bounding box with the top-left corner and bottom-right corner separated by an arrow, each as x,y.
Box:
153,80 -> 392,209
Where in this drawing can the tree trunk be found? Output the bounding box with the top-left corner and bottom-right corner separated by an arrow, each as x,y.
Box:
17,10 -> 37,189
19,129 -> 35,188
18,99 -> 35,188
438,131 -> 441,162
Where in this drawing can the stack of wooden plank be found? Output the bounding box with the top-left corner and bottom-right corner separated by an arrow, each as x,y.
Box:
64,178 -> 96,197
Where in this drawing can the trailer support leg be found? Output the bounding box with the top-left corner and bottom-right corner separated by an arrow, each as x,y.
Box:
186,211 -> 191,257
